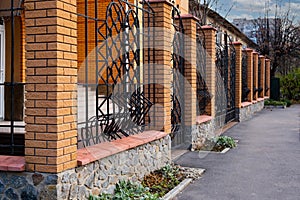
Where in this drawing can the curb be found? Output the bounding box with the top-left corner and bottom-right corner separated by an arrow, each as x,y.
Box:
197,147 -> 231,154
163,178 -> 193,200
264,105 -> 286,109
163,168 -> 205,200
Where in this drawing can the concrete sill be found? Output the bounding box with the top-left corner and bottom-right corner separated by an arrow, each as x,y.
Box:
196,115 -> 213,124
0,155 -> 25,171
77,131 -> 168,166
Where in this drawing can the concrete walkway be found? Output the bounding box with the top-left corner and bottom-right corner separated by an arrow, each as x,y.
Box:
175,105 -> 300,200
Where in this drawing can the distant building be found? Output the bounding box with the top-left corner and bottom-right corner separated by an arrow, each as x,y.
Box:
189,0 -> 258,49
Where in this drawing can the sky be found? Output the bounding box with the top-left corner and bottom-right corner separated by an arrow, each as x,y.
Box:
209,0 -> 300,22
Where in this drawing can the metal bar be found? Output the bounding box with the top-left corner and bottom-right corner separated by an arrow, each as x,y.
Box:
84,0 -> 89,145
95,0 -> 99,144
10,0 -> 15,155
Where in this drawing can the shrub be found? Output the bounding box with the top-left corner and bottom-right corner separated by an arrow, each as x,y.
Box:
281,99 -> 292,107
264,99 -> 287,107
280,68 -> 300,101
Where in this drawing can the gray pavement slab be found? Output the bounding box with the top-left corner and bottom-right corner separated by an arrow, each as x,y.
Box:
175,105 -> 300,200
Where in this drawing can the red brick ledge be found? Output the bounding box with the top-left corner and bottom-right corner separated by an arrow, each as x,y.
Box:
196,115 -> 213,124
201,25 -> 217,31
257,98 -> 265,102
146,0 -> 173,6
243,48 -> 253,52
231,41 -> 242,45
0,156 -> 25,171
180,14 -> 200,21
241,102 -> 252,108
77,131 -> 168,166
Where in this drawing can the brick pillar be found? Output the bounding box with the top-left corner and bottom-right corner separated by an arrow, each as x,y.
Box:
233,42 -> 242,109
24,0 -> 77,173
181,14 -> 197,126
145,0 -> 172,134
259,55 -> 265,98
265,59 -> 271,97
253,52 -> 258,100
202,26 -> 216,117
244,48 -> 253,102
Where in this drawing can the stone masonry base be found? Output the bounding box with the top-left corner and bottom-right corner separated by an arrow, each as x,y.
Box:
191,119 -> 216,151
239,101 -> 264,122
0,136 -> 171,200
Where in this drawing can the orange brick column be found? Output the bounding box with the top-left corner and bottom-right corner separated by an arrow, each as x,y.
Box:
202,26 -> 216,118
181,14 -> 197,126
24,0 -> 77,173
233,42 -> 242,109
259,55 -> 265,98
265,59 -> 271,97
253,52 -> 258,101
145,0 -> 172,134
244,48 -> 253,102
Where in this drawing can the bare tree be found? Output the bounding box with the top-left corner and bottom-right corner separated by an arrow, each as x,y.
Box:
254,5 -> 300,77
189,0 -> 219,25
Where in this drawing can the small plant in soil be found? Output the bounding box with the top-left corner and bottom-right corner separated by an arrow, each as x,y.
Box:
200,136 -> 236,152
91,164 -> 201,200
142,164 -> 184,197
90,180 -> 160,200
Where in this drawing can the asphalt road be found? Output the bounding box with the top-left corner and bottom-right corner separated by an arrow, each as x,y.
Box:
175,105 -> 300,200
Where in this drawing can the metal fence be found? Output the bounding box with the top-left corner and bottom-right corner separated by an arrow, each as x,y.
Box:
0,0 -> 25,156
196,23 -> 209,115
77,0 -> 155,148
215,31 -> 236,124
170,5 -> 185,147
253,56 -> 258,99
265,63 -> 269,96
242,51 -> 250,102
258,58 -> 263,97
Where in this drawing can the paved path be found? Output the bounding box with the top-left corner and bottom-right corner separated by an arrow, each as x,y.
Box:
175,105 -> 300,200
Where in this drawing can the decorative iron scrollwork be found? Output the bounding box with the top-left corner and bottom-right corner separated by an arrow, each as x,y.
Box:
215,31 -> 236,124
77,0 -> 155,148
242,51 -> 250,102
170,6 -> 185,144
